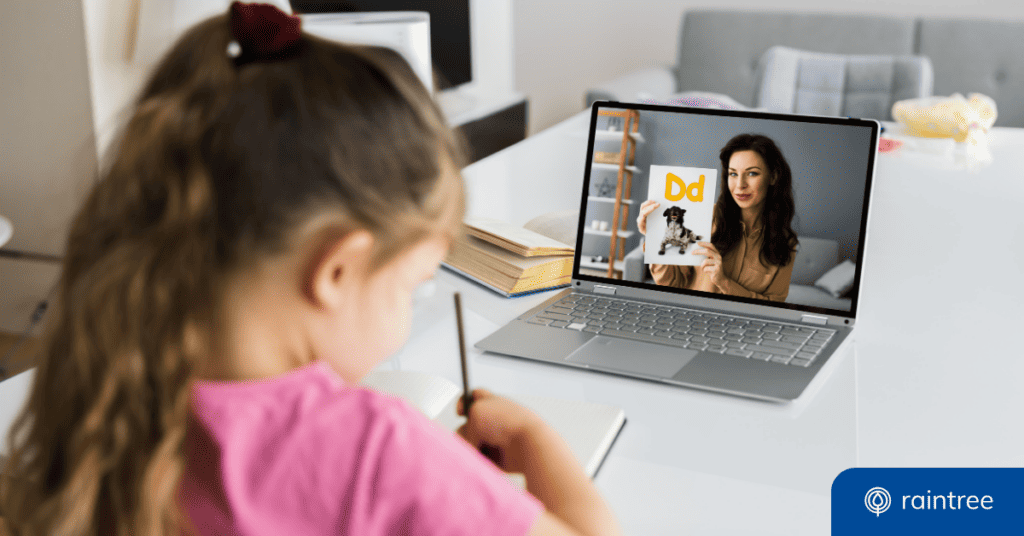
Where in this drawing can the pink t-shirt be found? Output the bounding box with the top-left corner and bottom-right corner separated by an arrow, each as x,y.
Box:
179,361 -> 543,535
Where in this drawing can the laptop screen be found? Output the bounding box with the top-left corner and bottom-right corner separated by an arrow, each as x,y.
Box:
574,102 -> 878,318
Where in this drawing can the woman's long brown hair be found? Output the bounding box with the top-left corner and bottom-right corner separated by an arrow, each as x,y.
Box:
0,13 -> 464,536
711,134 -> 798,267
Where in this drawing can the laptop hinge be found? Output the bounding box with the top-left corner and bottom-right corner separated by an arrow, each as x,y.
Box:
800,314 -> 828,326
593,285 -> 617,296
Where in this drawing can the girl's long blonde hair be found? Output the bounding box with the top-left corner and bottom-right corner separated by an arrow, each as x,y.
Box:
0,13 -> 464,536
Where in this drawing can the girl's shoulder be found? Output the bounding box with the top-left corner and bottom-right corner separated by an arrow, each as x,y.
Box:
184,363 -> 437,524
185,362 -> 542,534
191,361 -> 424,441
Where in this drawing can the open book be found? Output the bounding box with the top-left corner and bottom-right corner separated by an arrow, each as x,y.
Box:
443,213 -> 577,298
465,216 -> 574,257
360,370 -> 625,478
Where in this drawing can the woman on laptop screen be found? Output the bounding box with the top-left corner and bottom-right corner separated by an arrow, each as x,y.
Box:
638,134 -> 798,302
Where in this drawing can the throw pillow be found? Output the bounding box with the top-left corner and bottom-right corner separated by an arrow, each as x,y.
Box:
754,46 -> 933,121
814,259 -> 856,298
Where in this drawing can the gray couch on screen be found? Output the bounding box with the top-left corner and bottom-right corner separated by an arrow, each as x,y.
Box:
586,10 -> 1024,126
624,236 -> 851,311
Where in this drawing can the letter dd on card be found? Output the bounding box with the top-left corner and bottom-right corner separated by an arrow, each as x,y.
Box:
644,165 -> 718,266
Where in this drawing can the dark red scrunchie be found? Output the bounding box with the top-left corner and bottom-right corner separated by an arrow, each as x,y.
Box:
229,1 -> 302,62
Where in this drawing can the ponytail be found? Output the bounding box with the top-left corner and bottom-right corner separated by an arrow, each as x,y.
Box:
1,96 -> 220,536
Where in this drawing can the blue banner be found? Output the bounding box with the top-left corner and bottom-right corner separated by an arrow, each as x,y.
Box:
832,468 -> 1023,534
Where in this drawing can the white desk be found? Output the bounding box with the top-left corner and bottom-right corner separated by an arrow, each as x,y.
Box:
396,111 -> 1024,534
2,114 -> 1022,534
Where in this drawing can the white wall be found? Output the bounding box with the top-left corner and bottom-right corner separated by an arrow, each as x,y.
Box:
89,0 -> 517,147
0,0 -> 517,332
0,0 -> 203,333
1,3 -> 96,255
513,0 -> 1024,135
0,2 -> 96,332
84,0 -> 233,156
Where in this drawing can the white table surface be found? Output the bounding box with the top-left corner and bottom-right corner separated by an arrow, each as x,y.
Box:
399,111 -> 1024,534
2,113 -> 1022,534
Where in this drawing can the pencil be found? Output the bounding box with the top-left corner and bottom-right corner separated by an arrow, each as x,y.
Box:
454,292 -> 473,414
453,293 -> 504,465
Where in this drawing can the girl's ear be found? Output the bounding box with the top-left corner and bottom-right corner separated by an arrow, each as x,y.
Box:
306,230 -> 375,310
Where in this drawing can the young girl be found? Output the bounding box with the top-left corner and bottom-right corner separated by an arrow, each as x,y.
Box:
0,4 -> 620,536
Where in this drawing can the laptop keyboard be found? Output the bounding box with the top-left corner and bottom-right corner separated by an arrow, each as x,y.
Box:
526,295 -> 835,368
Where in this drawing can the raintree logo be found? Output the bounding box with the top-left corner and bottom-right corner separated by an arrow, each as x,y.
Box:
865,487 -> 892,517
833,468 -> 1019,535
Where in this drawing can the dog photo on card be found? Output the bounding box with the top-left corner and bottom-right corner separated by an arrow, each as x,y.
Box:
645,165 -> 718,266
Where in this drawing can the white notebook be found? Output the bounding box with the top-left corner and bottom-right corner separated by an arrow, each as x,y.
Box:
360,370 -> 626,477
1,369 -> 625,478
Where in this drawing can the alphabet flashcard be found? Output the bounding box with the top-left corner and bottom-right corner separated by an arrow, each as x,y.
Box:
644,165 -> 718,266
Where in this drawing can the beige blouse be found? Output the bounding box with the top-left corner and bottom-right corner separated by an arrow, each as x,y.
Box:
649,222 -> 794,302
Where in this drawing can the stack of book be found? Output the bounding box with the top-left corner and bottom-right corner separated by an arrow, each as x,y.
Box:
443,216 -> 575,297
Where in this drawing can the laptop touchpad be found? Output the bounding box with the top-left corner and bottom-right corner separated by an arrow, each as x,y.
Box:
566,336 -> 697,378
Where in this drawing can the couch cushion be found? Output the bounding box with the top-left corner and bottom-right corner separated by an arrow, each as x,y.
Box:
918,18 -> 1024,127
755,46 -> 933,120
677,10 -> 916,106
789,236 -> 839,286
815,259 -> 856,298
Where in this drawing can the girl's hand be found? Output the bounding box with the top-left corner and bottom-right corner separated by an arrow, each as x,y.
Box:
635,200 -> 660,235
461,390 -> 622,536
456,389 -> 546,474
694,241 -> 730,291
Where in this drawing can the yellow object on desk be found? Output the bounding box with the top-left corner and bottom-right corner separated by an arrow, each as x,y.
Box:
891,93 -> 997,142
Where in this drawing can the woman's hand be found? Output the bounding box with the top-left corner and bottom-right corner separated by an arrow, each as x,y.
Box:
636,200 -> 660,236
694,241 -> 731,291
456,389 -> 546,474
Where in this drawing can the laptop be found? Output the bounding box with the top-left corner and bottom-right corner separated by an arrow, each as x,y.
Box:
475,101 -> 879,402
